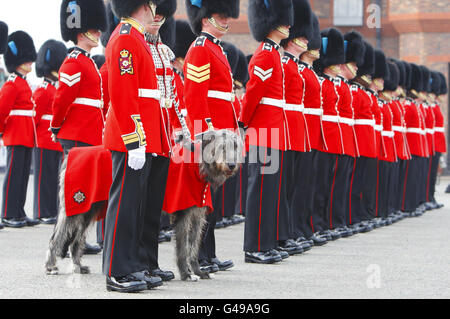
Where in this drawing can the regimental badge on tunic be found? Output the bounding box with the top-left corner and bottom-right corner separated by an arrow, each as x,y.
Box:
119,49 -> 134,75
73,191 -> 86,204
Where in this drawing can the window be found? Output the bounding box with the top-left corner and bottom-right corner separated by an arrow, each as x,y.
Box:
333,0 -> 364,26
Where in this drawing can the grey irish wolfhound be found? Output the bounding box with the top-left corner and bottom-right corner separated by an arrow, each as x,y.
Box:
45,129 -> 243,280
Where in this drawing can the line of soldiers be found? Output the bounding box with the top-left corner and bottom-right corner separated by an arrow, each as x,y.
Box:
0,0 -> 448,293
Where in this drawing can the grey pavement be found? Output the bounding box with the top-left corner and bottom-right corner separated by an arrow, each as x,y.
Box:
1,172 -> 450,299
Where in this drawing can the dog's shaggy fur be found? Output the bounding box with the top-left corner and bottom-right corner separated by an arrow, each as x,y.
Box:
44,129 -> 243,280
45,156 -> 105,275
170,129 -> 243,281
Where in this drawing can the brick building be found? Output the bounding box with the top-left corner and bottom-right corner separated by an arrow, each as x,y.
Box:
176,0 -> 449,158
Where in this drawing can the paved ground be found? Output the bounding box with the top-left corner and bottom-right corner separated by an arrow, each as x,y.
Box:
1,172 -> 450,299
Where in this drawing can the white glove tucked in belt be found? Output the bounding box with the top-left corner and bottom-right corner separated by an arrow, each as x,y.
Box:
128,146 -> 146,170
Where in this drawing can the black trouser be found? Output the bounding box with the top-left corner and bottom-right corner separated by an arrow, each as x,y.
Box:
361,157 -> 378,221
291,149 -> 318,239
350,156 -> 375,225
419,157 -> 429,205
102,152 -> 169,277
277,151 -> 303,242
311,151 -> 337,232
32,148 -> 63,219
377,160 -> 394,218
328,155 -> 354,229
428,153 -> 441,203
402,156 -> 422,212
215,173 -> 239,223
1,146 -> 32,220
244,146 -> 282,253
235,162 -> 248,217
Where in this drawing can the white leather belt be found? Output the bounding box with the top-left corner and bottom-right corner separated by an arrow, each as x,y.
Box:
322,115 -> 340,123
435,127 -> 445,133
284,103 -> 304,112
374,125 -> 383,132
392,126 -> 405,133
260,97 -> 285,109
74,98 -> 103,108
138,89 -> 161,100
9,110 -> 35,117
208,90 -> 234,102
425,128 -> 435,134
303,108 -> 323,116
354,119 -> 375,126
407,128 -> 425,135
339,117 -> 355,126
41,114 -> 53,121
382,131 -> 394,138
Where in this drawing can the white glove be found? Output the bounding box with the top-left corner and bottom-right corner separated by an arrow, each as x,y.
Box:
128,146 -> 146,170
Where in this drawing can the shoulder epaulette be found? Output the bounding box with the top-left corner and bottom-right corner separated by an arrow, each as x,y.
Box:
7,74 -> 18,83
350,84 -> 359,92
262,42 -> 273,52
333,77 -> 342,86
119,23 -> 132,35
194,36 -> 207,47
68,50 -> 81,59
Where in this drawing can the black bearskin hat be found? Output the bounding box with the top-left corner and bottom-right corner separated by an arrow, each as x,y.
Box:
438,73 -> 448,96
248,0 -> 293,42
157,0 -> 177,17
344,31 -> 365,65
384,62 -> 399,92
0,21 -> 8,55
186,0 -> 240,36
235,49 -> 249,87
4,31 -> 37,73
173,20 -> 197,59
372,49 -> 388,79
430,72 -> 441,96
111,0 -> 163,19
36,40 -> 67,78
246,54 -> 253,65
308,13 -> 321,51
356,41 -> 375,77
403,61 -> 412,91
419,65 -> 431,93
409,63 -> 423,93
390,59 -> 405,88
314,28 -> 345,72
160,17 -> 176,50
101,1 -> 120,48
92,55 -> 106,69
60,0 -> 107,43
280,0 -> 312,47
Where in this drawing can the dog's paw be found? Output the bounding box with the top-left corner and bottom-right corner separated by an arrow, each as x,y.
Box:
200,273 -> 213,280
186,274 -> 200,282
46,266 -> 59,275
73,265 -> 90,274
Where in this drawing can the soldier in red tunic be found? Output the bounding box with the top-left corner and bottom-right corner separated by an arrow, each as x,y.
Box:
242,0 -> 294,264
276,0 -> 313,255
329,31 -> 366,237
311,28 -> 346,241
348,41 -> 377,233
32,40 -> 67,225
183,0 -> 240,272
0,21 -> 8,230
0,31 -> 38,228
290,13 -> 327,247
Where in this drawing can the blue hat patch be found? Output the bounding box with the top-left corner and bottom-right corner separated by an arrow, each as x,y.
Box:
322,37 -> 328,55
8,41 -> 18,56
190,0 -> 202,8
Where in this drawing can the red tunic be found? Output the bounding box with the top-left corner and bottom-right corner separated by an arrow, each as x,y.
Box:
432,103 -> 446,153
380,101 -> 397,162
103,21 -> 170,155
299,62 -> 326,152
51,48 -> 104,146
350,83 -> 377,158
424,103 -> 436,156
335,77 -> 358,157
404,99 -> 426,157
418,103 -> 430,158
370,93 -> 385,159
320,75 -> 344,155
33,79 -> 63,152
241,40 -> 288,151
389,99 -> 410,160
0,73 -> 36,148
282,53 -> 310,152
184,33 -> 238,138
